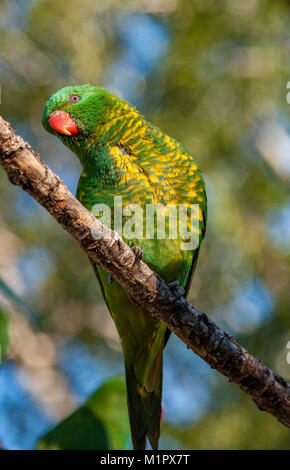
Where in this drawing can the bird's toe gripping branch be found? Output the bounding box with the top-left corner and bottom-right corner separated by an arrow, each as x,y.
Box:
168,280 -> 185,299
131,245 -> 144,267
108,246 -> 144,283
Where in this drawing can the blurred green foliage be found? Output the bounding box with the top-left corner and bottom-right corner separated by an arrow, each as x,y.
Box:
37,376 -> 129,450
164,394 -> 290,450
0,0 -> 289,450
0,307 -> 9,360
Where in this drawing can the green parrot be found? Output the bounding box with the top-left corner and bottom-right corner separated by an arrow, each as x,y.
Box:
41,84 -> 207,450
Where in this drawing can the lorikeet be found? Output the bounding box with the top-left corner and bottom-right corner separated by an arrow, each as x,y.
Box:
42,84 -> 207,450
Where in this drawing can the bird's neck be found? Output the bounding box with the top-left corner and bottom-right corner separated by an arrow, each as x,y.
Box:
80,111 -> 145,188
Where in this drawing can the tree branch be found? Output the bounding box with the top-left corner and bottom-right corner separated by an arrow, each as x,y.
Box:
0,115 -> 289,428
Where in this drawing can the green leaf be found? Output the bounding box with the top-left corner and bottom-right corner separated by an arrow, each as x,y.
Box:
0,307 -> 9,361
37,407 -> 108,450
87,375 -> 130,450
37,375 -> 130,450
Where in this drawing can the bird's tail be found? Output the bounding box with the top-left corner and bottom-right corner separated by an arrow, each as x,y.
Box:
125,344 -> 163,450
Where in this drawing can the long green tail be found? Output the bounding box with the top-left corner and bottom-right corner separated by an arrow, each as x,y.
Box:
125,343 -> 163,450
89,259 -> 165,449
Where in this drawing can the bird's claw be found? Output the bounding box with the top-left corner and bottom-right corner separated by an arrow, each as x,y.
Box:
168,280 -> 185,298
131,246 -> 143,267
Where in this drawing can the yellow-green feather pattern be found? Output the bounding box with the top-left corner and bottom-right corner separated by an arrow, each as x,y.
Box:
42,84 -> 207,450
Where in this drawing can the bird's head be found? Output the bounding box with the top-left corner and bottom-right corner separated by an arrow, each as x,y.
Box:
41,84 -> 129,150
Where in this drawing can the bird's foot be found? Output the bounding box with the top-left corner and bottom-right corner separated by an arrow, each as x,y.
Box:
108,273 -> 114,284
168,280 -> 185,299
131,245 -> 144,267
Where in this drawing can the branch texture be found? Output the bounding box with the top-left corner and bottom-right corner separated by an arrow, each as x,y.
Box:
0,115 -> 289,428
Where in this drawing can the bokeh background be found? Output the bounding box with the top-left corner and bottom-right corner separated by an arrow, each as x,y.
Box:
0,0 -> 289,450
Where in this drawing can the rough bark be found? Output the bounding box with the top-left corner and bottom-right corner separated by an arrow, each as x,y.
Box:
0,115 -> 289,428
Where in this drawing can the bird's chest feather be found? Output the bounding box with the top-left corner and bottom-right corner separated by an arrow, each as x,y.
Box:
77,171 -> 192,283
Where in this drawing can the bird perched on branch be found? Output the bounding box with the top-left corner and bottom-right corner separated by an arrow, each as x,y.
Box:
42,84 -> 207,450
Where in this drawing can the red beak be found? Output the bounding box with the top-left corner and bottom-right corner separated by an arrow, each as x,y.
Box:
49,110 -> 79,136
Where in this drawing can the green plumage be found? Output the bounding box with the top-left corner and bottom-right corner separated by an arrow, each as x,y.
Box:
42,84 -> 207,450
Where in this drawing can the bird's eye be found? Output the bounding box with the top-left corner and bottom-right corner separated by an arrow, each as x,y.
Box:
69,95 -> 81,104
